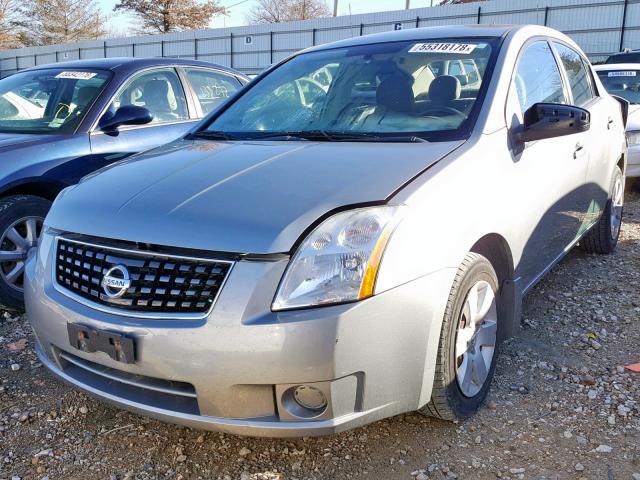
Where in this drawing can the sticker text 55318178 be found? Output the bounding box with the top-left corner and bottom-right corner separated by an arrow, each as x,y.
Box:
409,43 -> 478,54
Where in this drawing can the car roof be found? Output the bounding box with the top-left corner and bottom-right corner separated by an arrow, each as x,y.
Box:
594,63 -> 640,70
304,25 -> 521,53
20,57 -> 246,79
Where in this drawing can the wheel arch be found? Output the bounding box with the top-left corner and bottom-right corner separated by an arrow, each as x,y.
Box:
469,233 -> 521,339
0,179 -> 67,203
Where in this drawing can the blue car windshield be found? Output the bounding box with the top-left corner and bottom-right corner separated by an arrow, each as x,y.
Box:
0,69 -> 111,134
203,37 -> 498,141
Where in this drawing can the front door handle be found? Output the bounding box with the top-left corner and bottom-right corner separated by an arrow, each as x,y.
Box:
574,142 -> 584,159
608,117 -> 614,129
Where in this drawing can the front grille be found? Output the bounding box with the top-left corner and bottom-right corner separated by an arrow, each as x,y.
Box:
55,237 -> 233,317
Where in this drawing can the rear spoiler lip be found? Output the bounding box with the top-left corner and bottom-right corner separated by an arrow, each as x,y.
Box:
611,95 -> 629,128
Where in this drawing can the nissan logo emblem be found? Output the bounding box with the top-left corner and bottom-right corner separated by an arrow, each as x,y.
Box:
101,265 -> 131,299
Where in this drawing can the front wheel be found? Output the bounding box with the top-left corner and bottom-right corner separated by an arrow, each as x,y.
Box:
420,252 -> 500,421
0,195 -> 51,310
581,166 -> 624,254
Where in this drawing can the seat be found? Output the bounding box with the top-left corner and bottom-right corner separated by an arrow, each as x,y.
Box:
376,71 -> 415,113
75,87 -> 99,110
141,80 -> 179,122
428,75 -> 461,105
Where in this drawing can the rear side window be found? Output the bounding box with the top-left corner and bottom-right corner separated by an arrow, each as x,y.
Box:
514,41 -> 567,113
184,68 -> 242,116
553,43 -> 595,106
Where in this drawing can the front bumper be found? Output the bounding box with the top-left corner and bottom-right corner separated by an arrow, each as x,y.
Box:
26,232 -> 455,437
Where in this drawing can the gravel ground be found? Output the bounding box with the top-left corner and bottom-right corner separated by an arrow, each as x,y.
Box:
1,192 -> 639,480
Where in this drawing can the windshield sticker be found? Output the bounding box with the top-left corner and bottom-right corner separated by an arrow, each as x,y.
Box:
55,71 -> 97,80
608,71 -> 637,77
409,43 -> 478,54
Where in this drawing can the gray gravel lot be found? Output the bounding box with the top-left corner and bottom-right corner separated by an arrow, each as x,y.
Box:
1,192 -> 639,480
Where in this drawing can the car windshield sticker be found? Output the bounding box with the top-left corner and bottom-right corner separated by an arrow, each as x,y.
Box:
409,43 -> 478,54
607,71 -> 637,77
55,71 -> 97,80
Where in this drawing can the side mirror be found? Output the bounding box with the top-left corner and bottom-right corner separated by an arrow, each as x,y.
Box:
99,105 -> 153,131
518,103 -> 590,143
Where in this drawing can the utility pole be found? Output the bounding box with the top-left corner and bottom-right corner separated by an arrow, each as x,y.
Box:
406,0 -> 410,8
333,0 -> 338,16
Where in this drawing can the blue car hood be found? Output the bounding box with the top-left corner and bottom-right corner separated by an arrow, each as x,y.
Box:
0,132 -> 62,148
47,138 -> 462,254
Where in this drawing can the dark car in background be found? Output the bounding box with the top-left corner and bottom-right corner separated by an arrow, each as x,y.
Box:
0,57 -> 248,308
605,50 -> 640,64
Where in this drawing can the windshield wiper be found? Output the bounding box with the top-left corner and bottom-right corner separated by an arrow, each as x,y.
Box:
188,130 -> 237,140
245,130 -> 332,141
245,131 -> 427,143
327,133 -> 428,143
190,130 -> 428,143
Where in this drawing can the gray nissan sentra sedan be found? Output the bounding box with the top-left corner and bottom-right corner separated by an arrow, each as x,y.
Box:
26,25 -> 627,437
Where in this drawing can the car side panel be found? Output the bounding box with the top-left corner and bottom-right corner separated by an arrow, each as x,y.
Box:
89,121 -> 199,164
0,135 -> 92,194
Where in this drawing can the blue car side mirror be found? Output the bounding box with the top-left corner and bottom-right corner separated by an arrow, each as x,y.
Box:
99,105 -> 153,131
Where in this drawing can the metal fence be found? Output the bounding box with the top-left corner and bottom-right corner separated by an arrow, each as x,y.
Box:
1,0 -> 639,77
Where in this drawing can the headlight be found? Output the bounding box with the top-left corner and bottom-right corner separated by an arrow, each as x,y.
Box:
626,130 -> 640,145
272,206 -> 403,311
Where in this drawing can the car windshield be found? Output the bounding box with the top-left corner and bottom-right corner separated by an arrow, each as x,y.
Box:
202,37 -> 498,141
0,69 -> 111,134
597,69 -> 640,104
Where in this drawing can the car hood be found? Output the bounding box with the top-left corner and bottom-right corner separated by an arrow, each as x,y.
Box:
47,138 -> 463,254
0,132 -> 62,151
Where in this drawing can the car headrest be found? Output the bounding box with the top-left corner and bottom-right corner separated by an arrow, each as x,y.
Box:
376,72 -> 415,113
75,86 -> 99,107
142,79 -> 171,110
429,75 -> 461,103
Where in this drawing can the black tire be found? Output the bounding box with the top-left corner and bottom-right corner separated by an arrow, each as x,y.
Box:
581,166 -> 624,255
0,195 -> 51,310
420,252 -> 500,421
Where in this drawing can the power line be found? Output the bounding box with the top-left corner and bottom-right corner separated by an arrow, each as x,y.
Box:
223,0 -> 252,9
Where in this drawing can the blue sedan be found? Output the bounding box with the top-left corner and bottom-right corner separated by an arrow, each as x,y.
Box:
0,57 -> 248,308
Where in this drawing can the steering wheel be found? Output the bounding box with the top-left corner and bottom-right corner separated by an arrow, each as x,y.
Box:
294,77 -> 327,107
421,104 -> 467,121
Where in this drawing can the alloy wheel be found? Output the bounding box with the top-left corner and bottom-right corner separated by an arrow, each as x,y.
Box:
0,216 -> 43,292
455,280 -> 498,397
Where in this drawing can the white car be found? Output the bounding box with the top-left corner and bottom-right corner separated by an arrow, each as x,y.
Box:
0,91 -> 45,120
27,25 -> 627,437
594,63 -> 640,177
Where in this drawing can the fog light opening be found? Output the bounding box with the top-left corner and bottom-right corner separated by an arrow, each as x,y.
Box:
282,385 -> 328,419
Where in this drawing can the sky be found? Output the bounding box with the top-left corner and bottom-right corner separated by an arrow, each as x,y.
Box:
98,0 -> 443,35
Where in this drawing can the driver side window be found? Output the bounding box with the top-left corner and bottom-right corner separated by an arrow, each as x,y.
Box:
110,68 -> 188,124
514,41 -> 567,114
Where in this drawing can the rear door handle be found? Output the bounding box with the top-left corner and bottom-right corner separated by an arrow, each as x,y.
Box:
608,117 -> 614,129
574,142 -> 584,159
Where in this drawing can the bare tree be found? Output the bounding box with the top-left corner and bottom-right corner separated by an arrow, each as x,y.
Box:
114,0 -> 226,34
247,0 -> 331,24
19,0 -> 107,46
0,0 -> 24,49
